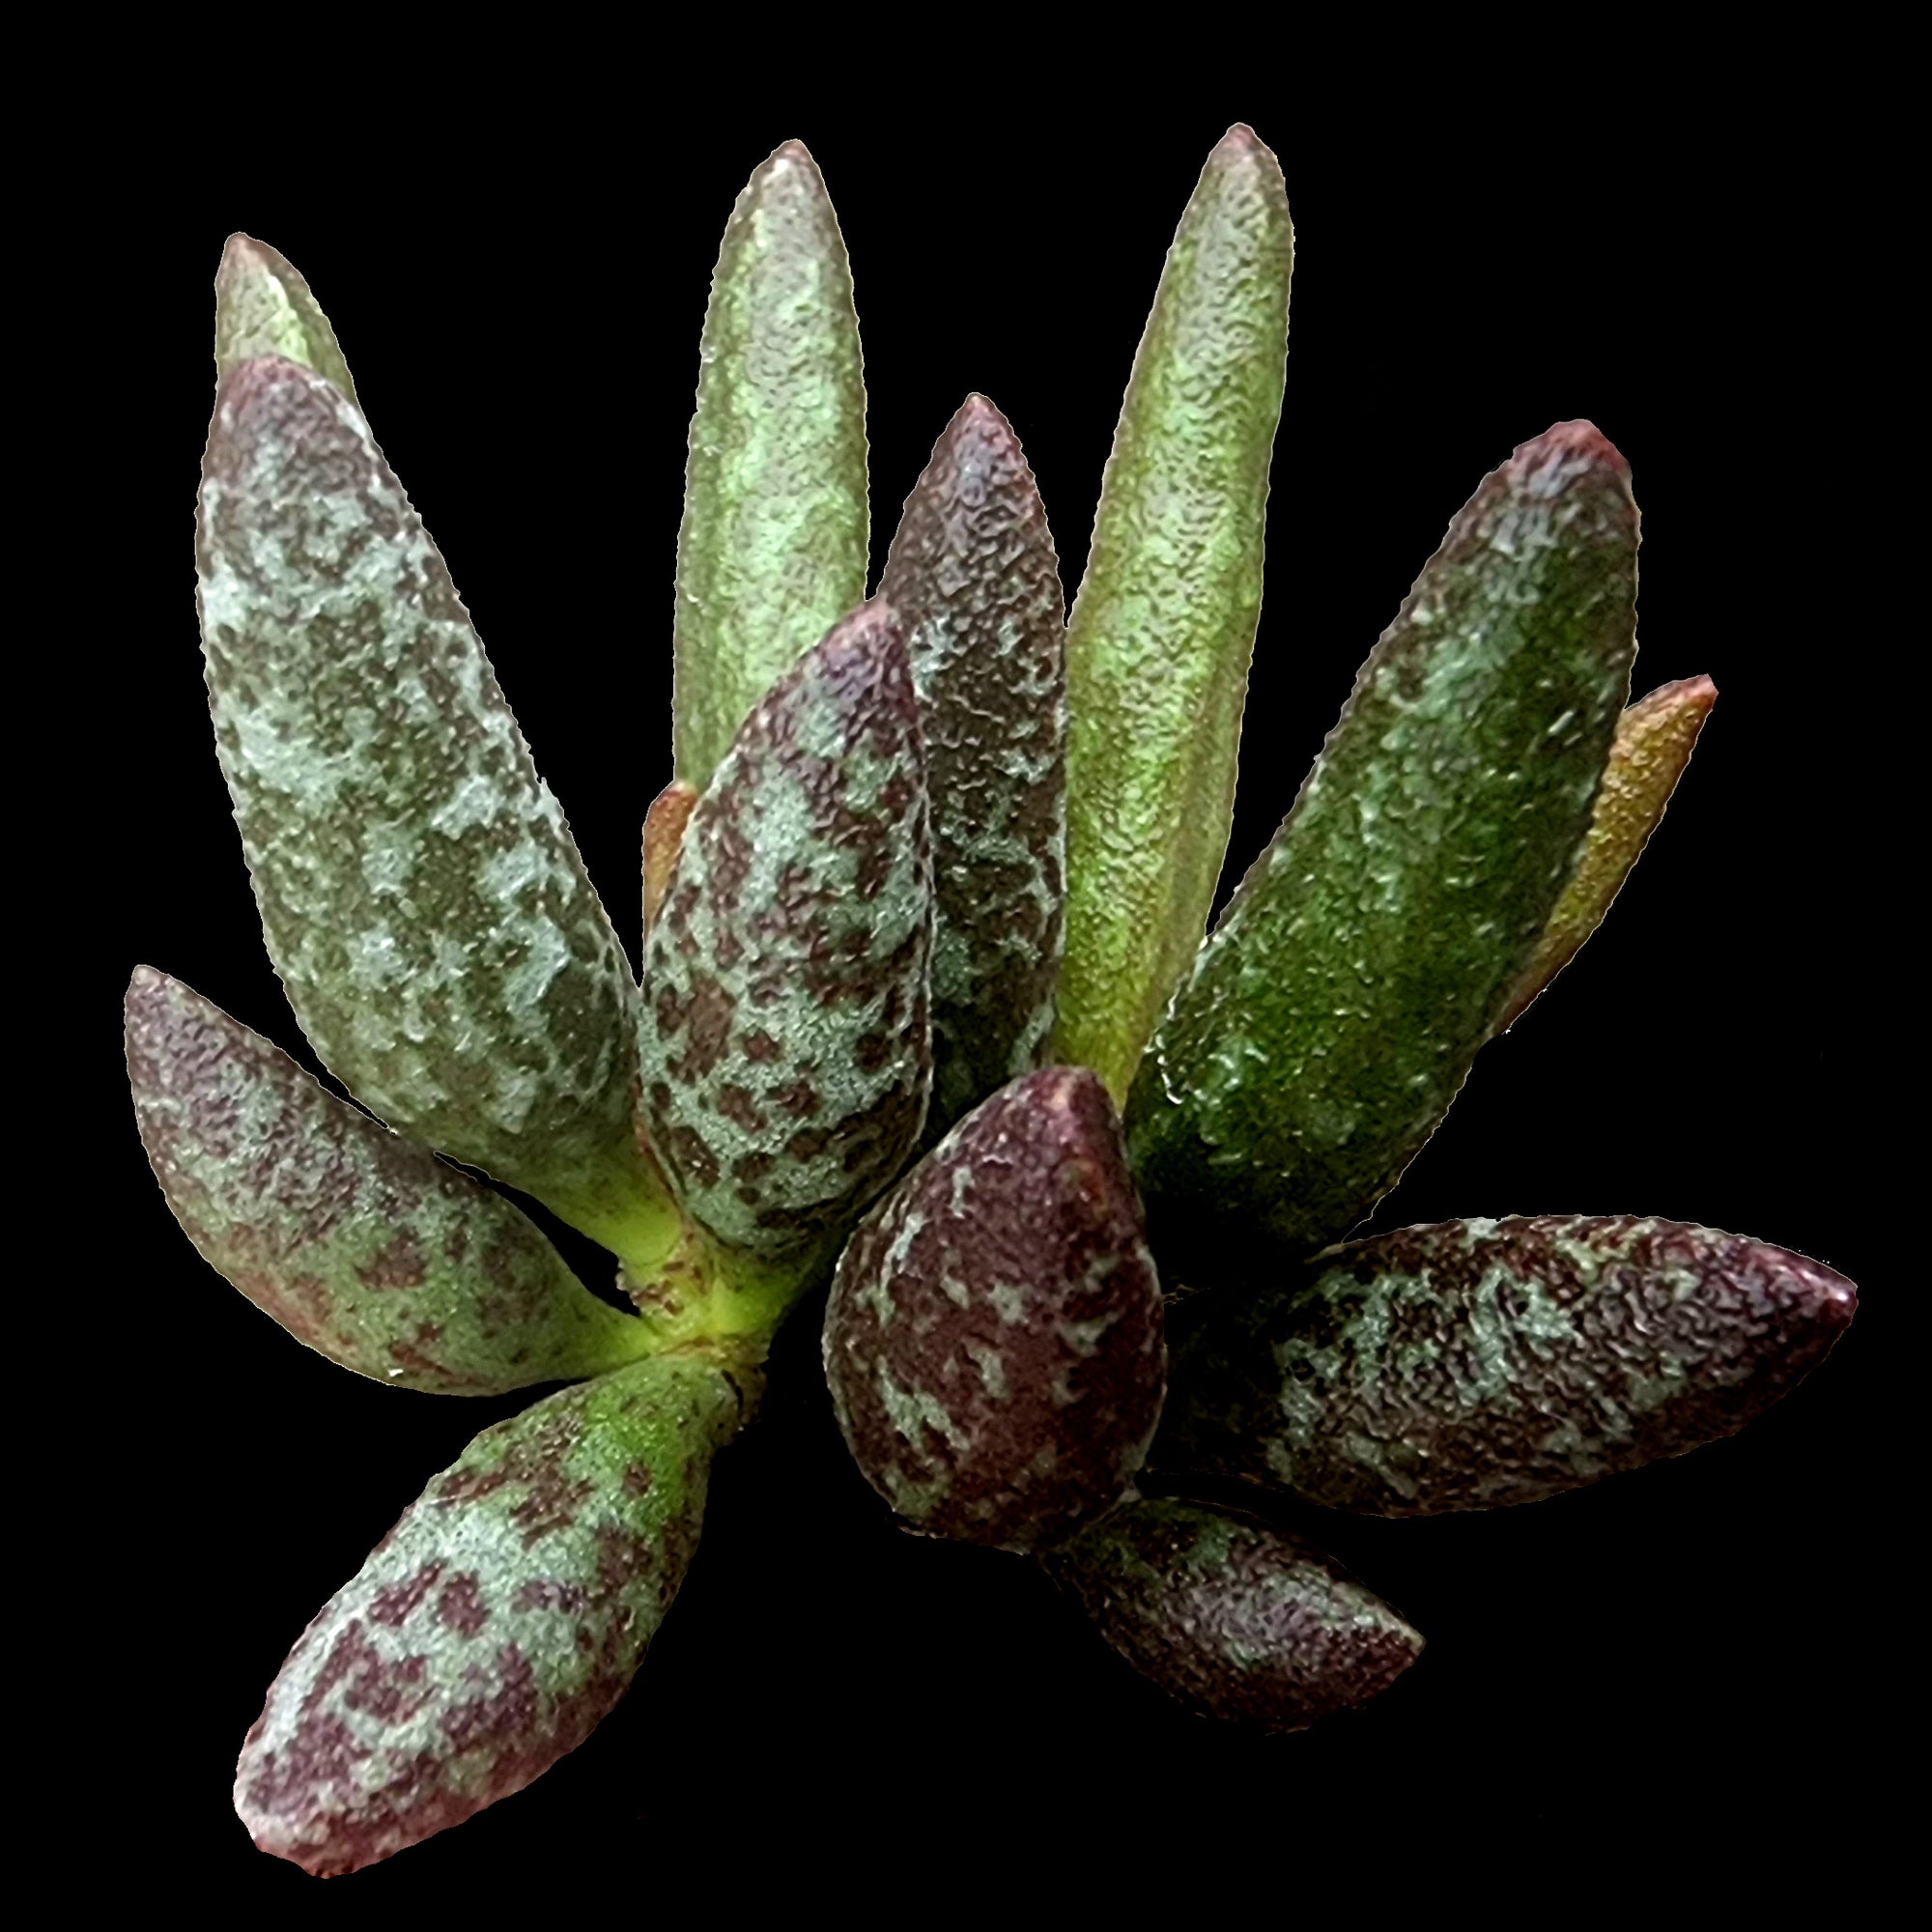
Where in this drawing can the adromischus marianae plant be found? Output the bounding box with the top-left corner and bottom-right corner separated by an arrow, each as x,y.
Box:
127,127 -> 1857,1879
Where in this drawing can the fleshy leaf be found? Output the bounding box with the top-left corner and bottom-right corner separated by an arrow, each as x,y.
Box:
1044,1497 -> 1422,1730
126,967 -> 646,1394
879,395 -> 1067,1144
673,140 -> 868,792
1127,422 -> 1638,1269
1054,126 -> 1293,1103
1501,673 -> 1717,1028
642,779 -> 699,938
213,233 -> 358,405
1159,1214 -> 1857,1516
823,1067 -> 1164,1551
196,355 -> 666,1257
236,1352 -> 745,1876
641,601 -> 932,1271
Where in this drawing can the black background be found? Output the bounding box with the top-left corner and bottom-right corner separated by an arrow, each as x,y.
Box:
60,58 -> 1899,1912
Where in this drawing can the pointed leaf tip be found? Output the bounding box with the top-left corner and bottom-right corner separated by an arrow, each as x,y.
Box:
213,233 -> 357,405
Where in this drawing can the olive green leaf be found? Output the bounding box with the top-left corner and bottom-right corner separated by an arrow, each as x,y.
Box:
642,601 -> 932,1280
1502,673 -> 1717,1028
236,1353 -> 746,1876
196,355 -> 668,1259
1054,126 -> 1293,1103
213,232 -> 358,405
1127,422 -> 1638,1267
879,395 -> 1067,1143
1158,1214 -> 1857,1515
126,967 -> 648,1394
1044,1496 -> 1423,1730
673,140 -> 868,791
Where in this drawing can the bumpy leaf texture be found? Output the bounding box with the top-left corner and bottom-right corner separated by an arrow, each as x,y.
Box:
195,357 -> 658,1252
1502,673 -> 1718,1027
1055,125 -> 1293,1102
673,140 -> 869,791
880,394 -> 1067,1144
213,232 -> 358,404
641,602 -> 932,1264
1159,1215 -> 1857,1515
1046,1497 -> 1422,1729
823,1067 -> 1165,1550
1128,422 -> 1638,1268
126,968 -> 646,1394
236,1354 -> 744,1875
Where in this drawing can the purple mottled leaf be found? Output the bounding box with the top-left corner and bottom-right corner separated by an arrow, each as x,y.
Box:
1160,1214 -> 1858,1515
823,1067 -> 1165,1551
641,601 -> 933,1264
1044,1496 -> 1422,1730
127,967 -> 647,1394
880,395 -> 1067,1146
237,1353 -> 745,1875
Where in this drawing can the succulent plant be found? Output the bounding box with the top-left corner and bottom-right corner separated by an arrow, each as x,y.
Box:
128,129 -> 1857,1879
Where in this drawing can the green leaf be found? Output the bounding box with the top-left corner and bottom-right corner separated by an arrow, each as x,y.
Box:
642,602 -> 932,1288
1054,126 -> 1293,1103
213,233 -> 358,405
195,355 -> 668,1258
879,395 -> 1066,1144
673,140 -> 868,792
1501,673 -> 1717,1028
1127,422 -> 1639,1267
126,967 -> 648,1394
235,1353 -> 746,1875
1158,1214 -> 1857,1514
1043,1496 -> 1422,1730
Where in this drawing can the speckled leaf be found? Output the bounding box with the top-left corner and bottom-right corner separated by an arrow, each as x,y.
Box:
673,140 -> 868,791
1159,1214 -> 1857,1516
126,968 -> 648,1394
236,1352 -> 745,1876
823,1067 -> 1164,1550
213,233 -> 358,405
196,355 -> 665,1257
1127,423 -> 1638,1269
1054,126 -> 1293,1103
1502,674 -> 1718,1028
642,602 -> 931,1265
642,780 -> 699,938
1044,1497 -> 1421,1730
879,395 -> 1066,1144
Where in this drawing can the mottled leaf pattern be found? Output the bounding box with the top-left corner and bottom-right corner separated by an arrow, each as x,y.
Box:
1128,423 -> 1638,1268
196,356 -> 663,1254
1502,674 -> 1718,1028
673,140 -> 868,791
880,395 -> 1067,1145
1055,126 -> 1293,1102
642,602 -> 932,1263
642,780 -> 699,938
1046,1497 -> 1422,1729
236,1353 -> 744,1876
1160,1215 -> 1857,1515
823,1068 -> 1164,1550
213,232 -> 358,405
127,968 -> 648,1393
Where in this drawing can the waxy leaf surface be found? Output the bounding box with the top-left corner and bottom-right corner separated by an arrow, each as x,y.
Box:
1503,673 -> 1717,1027
642,602 -> 932,1264
1046,1497 -> 1422,1729
213,232 -> 358,405
1160,1214 -> 1857,1515
196,356 -> 658,1252
127,968 -> 646,1394
880,395 -> 1066,1142
674,140 -> 868,791
1055,126 -> 1293,1102
1128,422 -> 1638,1266
823,1067 -> 1164,1550
236,1354 -> 743,1876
